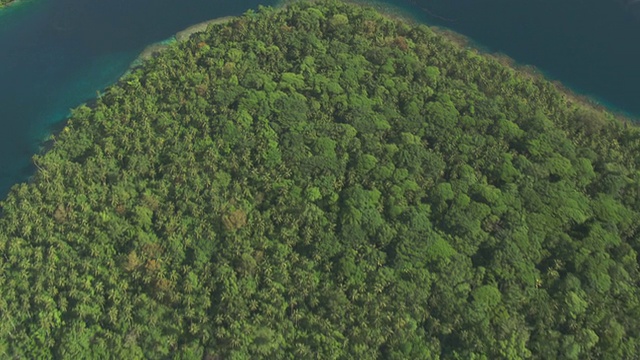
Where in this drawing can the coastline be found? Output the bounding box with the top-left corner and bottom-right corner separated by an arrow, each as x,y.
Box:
0,0 -> 24,11
428,25 -> 633,120
28,16 -> 241,191
175,16 -> 235,41
130,0 -> 409,64
135,16 -> 236,64
344,0 -> 638,125
430,26 -> 639,124
0,0 -> 33,10
42,2 -> 287,157
134,0 -> 287,65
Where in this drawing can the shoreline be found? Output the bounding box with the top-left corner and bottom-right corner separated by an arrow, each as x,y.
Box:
0,0 -> 15,8
0,0 -> 25,10
134,0 -> 287,64
175,16 -> 235,41
344,0 -> 639,125
34,0 -> 640,165
42,1 -> 289,154
134,0 -> 287,65
34,15 -> 243,189
430,26 -> 638,124
0,0 -> 34,10
135,16 -> 236,64
4,0 -> 639,200
2,0 -> 637,124
441,32 -> 638,124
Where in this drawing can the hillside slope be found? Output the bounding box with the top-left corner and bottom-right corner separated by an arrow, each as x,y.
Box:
2,1 -> 640,358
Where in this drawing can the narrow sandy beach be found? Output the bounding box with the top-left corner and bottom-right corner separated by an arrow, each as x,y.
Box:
175,16 -> 235,41
137,16 -> 236,62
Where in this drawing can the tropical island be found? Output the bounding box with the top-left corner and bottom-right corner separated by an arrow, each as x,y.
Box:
1,0 -> 640,358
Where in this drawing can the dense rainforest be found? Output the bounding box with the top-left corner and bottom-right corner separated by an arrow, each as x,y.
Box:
2,0 -> 640,358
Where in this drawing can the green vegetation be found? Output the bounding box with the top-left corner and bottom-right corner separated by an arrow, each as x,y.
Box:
0,0 -> 13,8
2,0 -> 640,358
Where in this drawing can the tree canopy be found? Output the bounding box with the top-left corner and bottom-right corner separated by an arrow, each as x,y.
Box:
2,1 -> 640,358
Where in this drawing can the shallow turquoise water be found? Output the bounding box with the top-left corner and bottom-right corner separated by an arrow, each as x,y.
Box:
0,0 -> 639,197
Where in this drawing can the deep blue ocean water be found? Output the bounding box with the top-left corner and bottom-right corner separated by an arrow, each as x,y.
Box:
0,0 -> 639,197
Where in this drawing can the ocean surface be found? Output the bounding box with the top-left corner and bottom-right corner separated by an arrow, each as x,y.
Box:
0,0 -> 639,197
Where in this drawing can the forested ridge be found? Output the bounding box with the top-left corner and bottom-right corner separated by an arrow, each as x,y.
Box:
2,0 -> 640,358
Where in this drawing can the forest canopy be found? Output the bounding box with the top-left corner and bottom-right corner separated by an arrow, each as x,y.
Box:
2,0 -> 640,358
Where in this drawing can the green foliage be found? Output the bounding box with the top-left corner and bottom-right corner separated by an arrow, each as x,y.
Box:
1,1 -> 640,358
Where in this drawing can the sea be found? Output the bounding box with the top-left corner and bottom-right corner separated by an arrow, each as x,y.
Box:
0,0 -> 639,197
